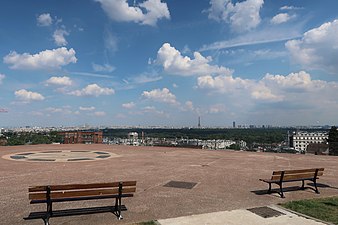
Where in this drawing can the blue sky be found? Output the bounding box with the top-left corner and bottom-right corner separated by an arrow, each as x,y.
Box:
1,0 -> 338,127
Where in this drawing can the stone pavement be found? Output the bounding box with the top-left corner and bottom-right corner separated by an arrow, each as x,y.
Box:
157,205 -> 329,225
1,144 -> 338,225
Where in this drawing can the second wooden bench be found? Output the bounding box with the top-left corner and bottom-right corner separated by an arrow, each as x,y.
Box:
260,168 -> 324,198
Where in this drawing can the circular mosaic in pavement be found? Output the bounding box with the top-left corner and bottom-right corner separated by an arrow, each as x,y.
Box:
2,150 -> 119,162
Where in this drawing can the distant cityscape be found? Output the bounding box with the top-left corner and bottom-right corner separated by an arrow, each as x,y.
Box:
1,124 -> 335,155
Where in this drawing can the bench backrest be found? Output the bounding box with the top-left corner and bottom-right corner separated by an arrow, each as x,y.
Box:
271,168 -> 324,182
29,181 -> 137,201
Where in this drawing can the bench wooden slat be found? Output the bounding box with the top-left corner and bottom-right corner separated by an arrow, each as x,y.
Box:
271,171 -> 324,181
29,181 -> 137,192
29,187 -> 136,201
272,168 -> 324,175
30,193 -> 134,204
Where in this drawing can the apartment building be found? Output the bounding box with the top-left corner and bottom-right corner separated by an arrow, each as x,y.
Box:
290,131 -> 328,152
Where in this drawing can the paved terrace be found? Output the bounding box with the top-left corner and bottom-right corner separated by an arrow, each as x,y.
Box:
1,144 -> 338,225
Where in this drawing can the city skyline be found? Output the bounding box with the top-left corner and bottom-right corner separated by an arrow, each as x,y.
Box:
1,0 -> 338,127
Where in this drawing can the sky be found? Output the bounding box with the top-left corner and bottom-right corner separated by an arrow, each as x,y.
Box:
0,0 -> 338,128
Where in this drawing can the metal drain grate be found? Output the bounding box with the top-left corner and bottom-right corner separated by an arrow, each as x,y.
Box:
247,207 -> 285,218
163,181 -> 197,189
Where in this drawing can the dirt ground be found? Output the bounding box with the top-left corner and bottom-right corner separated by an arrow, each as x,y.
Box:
1,144 -> 337,225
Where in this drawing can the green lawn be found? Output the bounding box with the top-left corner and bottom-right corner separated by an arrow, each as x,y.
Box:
281,196 -> 338,225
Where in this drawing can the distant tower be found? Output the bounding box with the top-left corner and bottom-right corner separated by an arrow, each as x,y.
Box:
198,116 -> 201,128
233,121 -> 236,128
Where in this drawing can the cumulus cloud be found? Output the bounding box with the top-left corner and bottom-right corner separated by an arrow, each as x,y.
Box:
45,76 -> 73,86
285,19 -> 338,74
156,43 -> 232,76
69,84 -> 115,97
37,13 -> 53,26
207,0 -> 264,33
96,0 -> 170,26
197,71 -> 337,104
3,47 -> 77,70
92,63 -> 115,72
53,28 -> 69,46
14,89 -> 45,102
197,74 -> 282,102
79,106 -> 95,111
122,102 -> 136,109
142,88 -> 178,105
271,13 -> 294,24
0,74 -> 5,84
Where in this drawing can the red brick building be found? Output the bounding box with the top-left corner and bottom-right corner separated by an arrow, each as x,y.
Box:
58,131 -> 103,144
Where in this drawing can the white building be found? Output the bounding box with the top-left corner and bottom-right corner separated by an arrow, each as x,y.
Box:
291,131 -> 328,152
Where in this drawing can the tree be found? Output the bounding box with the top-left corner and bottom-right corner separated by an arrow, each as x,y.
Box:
328,126 -> 338,156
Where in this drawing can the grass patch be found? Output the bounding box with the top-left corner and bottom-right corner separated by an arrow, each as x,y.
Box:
280,196 -> 338,224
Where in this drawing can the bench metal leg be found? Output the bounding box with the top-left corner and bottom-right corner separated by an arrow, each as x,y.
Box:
43,217 -> 50,225
268,183 -> 272,194
313,179 -> 320,194
301,180 -> 305,190
278,182 -> 285,198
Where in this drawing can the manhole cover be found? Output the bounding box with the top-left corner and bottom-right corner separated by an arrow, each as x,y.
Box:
247,206 -> 285,218
163,181 -> 197,189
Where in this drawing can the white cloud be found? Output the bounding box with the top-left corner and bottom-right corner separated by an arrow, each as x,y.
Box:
93,111 -> 106,116
197,74 -> 252,93
69,84 -> 115,97
285,19 -> 338,74
142,106 -> 167,116
45,76 -> 73,86
37,13 -> 53,26
184,101 -> 194,111
280,6 -> 303,11
0,74 -> 5,84
197,71 -> 337,105
142,88 -> 178,105
209,104 -> 227,113
207,0 -> 264,33
14,89 -> 45,102
104,29 -> 118,53
128,73 -> 162,84
53,28 -> 69,46
156,43 -> 232,76
271,13 -> 293,24
197,74 -> 282,102
45,107 -> 63,113
92,63 -> 115,72
3,47 -> 77,70
122,102 -> 136,109
79,106 -> 95,111
200,26 -> 302,51
96,0 -> 170,26
262,71 -> 326,90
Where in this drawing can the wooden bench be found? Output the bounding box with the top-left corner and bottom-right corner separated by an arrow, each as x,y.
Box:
259,168 -> 324,198
24,181 -> 136,225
